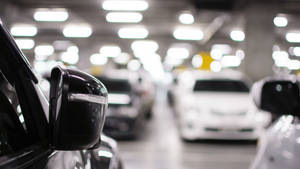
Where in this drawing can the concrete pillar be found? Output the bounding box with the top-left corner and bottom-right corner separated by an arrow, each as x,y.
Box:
243,1 -> 278,81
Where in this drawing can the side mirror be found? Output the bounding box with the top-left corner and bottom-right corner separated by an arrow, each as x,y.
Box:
49,66 -> 108,150
253,79 -> 300,116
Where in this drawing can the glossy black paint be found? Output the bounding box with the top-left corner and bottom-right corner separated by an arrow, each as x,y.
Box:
260,80 -> 300,116
50,67 -> 108,150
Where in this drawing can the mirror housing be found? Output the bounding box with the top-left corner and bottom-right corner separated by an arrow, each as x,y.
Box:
49,66 -> 108,150
253,79 -> 300,116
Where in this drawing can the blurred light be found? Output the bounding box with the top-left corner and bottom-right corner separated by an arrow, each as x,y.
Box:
53,40 -> 72,50
90,53 -> 108,65
118,27 -> 148,39
98,150 -> 113,158
221,55 -> 241,67
34,45 -> 54,60
106,12 -> 143,23
63,25 -> 92,38
11,25 -> 38,37
210,61 -> 222,72
164,57 -> 184,66
272,51 -> 289,60
273,45 -> 281,51
293,47 -> 300,57
34,8 -> 69,22
273,51 -> 290,67
230,30 -> 245,42
67,46 -> 79,53
210,44 -> 231,60
192,54 -> 203,68
286,32 -> 300,43
131,40 -> 159,53
236,49 -> 245,60
287,59 -> 300,70
15,39 -> 35,50
173,27 -> 203,40
102,0 -> 149,11
210,49 -> 223,60
273,16 -> 288,27
127,59 -> 141,71
167,47 -> 189,59
99,45 -> 121,58
34,61 -> 48,74
61,45 -> 79,65
179,13 -> 194,24
140,53 -> 164,80
114,53 -> 130,64
108,93 -> 131,104
212,44 -> 232,53
61,52 -> 79,65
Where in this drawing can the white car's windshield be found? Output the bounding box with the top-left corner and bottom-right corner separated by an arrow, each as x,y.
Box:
193,80 -> 250,92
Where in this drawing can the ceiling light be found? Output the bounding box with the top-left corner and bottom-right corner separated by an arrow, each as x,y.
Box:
11,25 -> 38,37
99,45 -> 121,58
118,27 -> 149,39
114,53 -> 130,64
221,55 -> 241,67
127,59 -> 141,71
102,0 -> 149,11
90,53 -> 108,65
167,47 -> 189,59
230,30 -> 245,42
173,27 -> 203,40
179,13 -> 194,24
273,16 -> 288,27
15,39 -> 35,50
236,49 -> 245,60
63,25 -> 92,38
131,40 -> 159,53
286,32 -> 300,43
293,47 -> 300,57
272,51 -> 289,60
210,44 -> 231,60
61,52 -> 79,65
164,57 -> 184,66
210,61 -> 222,72
106,12 -> 143,23
192,54 -> 203,68
287,59 -> 300,70
34,45 -> 54,57
34,8 -> 69,22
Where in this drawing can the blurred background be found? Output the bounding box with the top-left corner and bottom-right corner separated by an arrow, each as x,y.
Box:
0,0 -> 299,168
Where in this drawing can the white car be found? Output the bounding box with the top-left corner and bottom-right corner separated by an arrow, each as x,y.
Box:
250,77 -> 300,169
173,70 -> 271,141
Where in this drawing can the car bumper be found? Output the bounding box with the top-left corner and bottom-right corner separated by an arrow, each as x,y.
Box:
179,116 -> 269,141
103,116 -> 137,139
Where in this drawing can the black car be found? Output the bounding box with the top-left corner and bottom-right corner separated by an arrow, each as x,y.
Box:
0,19 -> 121,169
98,76 -> 152,139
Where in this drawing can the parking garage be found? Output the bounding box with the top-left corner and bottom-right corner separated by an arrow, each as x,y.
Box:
0,0 -> 299,169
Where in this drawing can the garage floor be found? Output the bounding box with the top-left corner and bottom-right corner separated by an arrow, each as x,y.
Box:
118,89 -> 257,169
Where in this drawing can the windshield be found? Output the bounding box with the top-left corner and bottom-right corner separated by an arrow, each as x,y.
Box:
97,78 -> 131,93
193,79 -> 250,92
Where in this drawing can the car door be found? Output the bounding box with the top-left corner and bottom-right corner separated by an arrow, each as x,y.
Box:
0,21 -> 86,169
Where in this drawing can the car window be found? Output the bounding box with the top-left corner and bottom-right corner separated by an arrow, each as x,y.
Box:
193,79 -> 250,92
98,78 -> 131,93
0,71 -> 32,156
